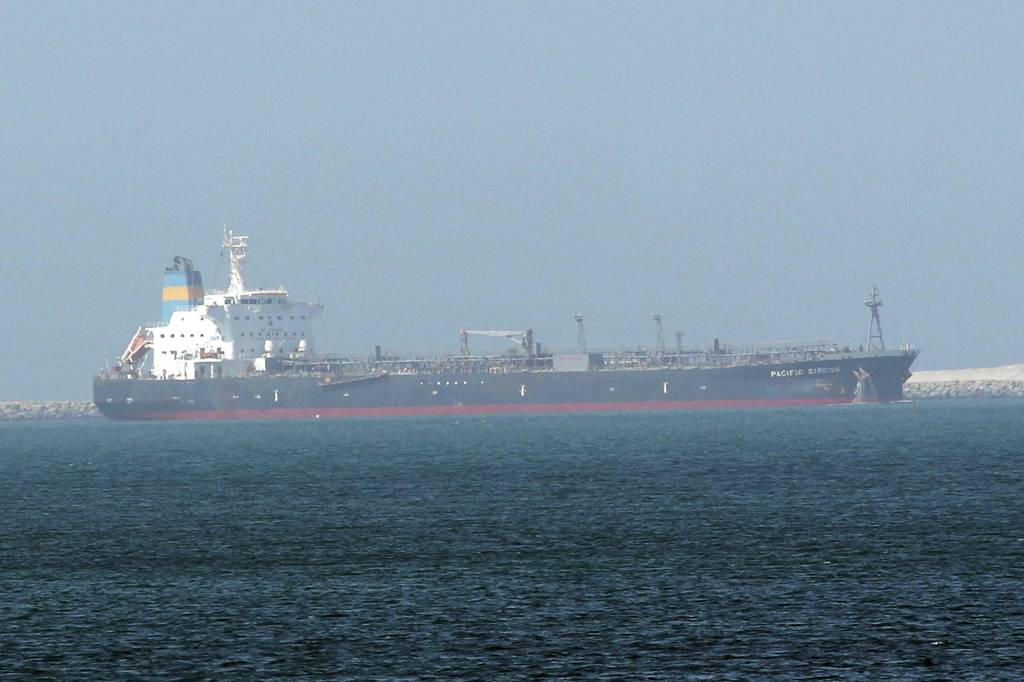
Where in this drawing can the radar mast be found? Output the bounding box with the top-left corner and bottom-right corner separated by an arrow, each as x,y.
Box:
223,227 -> 249,295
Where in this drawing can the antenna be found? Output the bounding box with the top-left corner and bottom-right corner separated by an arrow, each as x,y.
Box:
864,285 -> 885,350
652,313 -> 665,356
574,314 -> 586,353
675,330 -> 684,359
222,227 -> 250,295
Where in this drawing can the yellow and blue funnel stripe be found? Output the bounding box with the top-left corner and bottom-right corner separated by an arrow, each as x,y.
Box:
162,260 -> 204,323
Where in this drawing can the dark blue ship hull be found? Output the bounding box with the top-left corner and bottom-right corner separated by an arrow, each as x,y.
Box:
94,351 -> 917,420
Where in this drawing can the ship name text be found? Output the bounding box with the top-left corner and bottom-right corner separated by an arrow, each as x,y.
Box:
770,366 -> 841,378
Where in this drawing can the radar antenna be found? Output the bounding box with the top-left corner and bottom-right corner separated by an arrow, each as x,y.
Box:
864,285 -> 885,350
223,227 -> 249,295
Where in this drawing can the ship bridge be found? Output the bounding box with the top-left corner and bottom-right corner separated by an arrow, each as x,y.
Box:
203,288 -> 290,307
235,290 -> 289,305
121,230 -> 323,380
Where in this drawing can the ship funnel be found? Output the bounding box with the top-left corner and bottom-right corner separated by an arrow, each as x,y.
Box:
162,256 -> 204,324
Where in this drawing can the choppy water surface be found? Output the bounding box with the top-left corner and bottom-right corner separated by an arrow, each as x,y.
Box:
2,401 -> 1023,679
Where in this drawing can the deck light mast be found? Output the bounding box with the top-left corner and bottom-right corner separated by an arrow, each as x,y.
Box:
652,313 -> 665,356
864,285 -> 885,350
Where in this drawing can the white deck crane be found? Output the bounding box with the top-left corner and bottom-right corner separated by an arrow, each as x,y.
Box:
460,329 -> 534,355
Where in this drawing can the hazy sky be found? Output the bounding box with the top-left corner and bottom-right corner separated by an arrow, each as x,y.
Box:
2,2 -> 1022,400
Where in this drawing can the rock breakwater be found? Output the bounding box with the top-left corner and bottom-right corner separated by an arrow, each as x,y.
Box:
0,401 -> 101,421
905,364 -> 1024,400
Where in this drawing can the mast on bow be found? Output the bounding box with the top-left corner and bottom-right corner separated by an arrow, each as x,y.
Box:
864,285 -> 885,350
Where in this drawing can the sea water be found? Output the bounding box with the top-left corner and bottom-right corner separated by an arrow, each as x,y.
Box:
1,401 -> 1022,679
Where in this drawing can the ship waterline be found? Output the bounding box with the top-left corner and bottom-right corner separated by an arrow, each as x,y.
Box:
95,354 -> 916,420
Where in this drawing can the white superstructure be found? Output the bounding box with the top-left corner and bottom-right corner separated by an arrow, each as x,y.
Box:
125,230 -> 323,380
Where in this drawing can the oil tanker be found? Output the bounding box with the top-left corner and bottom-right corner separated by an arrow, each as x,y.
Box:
93,231 -> 918,420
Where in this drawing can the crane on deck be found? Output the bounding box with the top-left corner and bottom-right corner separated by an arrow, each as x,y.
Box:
460,329 -> 534,356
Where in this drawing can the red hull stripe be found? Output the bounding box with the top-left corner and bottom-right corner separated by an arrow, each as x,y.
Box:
133,397 -> 849,420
